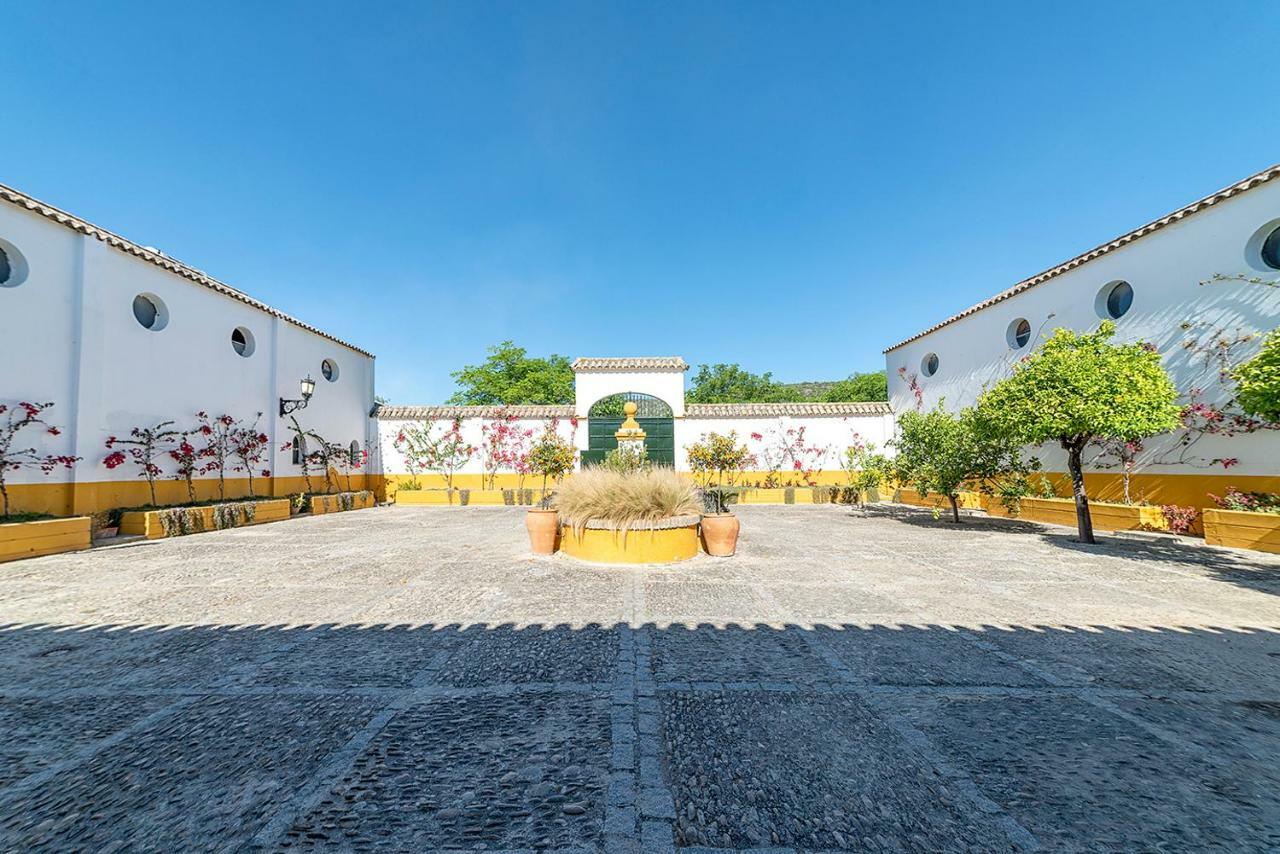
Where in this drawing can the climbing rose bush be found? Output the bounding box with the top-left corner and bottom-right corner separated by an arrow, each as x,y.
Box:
0,401 -> 80,518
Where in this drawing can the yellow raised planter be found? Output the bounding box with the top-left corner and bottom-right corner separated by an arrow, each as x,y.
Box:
394,488 -> 546,506
1203,509 -> 1280,554
559,516 -> 701,564
120,498 -> 292,539
0,516 -> 92,563
309,491 -> 376,515
1017,497 -> 1168,533
734,488 -> 815,505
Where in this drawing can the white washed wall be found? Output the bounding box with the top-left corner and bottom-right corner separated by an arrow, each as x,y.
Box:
677,415 -> 895,471
0,201 -> 375,489
376,416 -> 580,475
885,179 -> 1280,476
374,413 -> 893,476
575,370 -> 686,417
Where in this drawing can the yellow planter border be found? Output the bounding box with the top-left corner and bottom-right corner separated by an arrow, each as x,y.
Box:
0,516 -> 92,563
559,518 -> 701,564
394,488 -> 546,507
119,498 -> 292,540
1203,508 -> 1280,554
309,491 -> 376,515
1015,497 -> 1169,533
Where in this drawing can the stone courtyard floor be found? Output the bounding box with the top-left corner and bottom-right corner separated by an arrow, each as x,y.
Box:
1,504 -> 1278,852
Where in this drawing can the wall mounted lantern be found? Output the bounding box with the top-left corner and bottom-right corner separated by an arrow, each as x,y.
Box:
280,375 -> 316,417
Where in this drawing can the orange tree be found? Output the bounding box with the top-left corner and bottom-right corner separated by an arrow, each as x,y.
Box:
978,322 -> 1179,544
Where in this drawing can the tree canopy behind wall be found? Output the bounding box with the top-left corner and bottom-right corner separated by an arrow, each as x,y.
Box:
447,341 -> 575,406
447,343 -> 888,406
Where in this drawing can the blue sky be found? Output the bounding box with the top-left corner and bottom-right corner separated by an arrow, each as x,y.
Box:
2,2 -> 1277,403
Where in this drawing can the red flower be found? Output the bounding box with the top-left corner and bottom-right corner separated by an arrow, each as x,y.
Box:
103,451 -> 127,469
47,427 -> 61,436
261,469 -> 271,477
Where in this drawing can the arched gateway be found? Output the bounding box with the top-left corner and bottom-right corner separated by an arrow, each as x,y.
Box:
572,357 -> 688,467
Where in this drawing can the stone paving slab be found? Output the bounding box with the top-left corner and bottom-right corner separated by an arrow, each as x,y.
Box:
0,504 -> 1276,851
889,691 -> 1280,851
280,691 -> 613,851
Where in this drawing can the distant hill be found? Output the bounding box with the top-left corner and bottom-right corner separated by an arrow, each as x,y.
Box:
779,380 -> 840,400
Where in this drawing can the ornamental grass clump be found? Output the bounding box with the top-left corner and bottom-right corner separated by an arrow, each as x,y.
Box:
553,468 -> 701,538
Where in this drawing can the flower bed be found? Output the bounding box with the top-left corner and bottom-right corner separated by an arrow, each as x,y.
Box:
119,498 -> 290,539
559,515 -> 701,564
1202,509 -> 1280,554
0,516 -> 92,563
1015,497 -> 1168,533
309,491 -> 376,515
395,488 -> 544,507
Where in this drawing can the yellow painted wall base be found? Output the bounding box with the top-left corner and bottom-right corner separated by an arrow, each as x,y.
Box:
309,491 -> 376,515
560,523 -> 700,564
2,474 -> 374,518
894,488 -> 983,510
0,517 -> 92,563
119,499 -> 292,540
1203,509 -> 1280,554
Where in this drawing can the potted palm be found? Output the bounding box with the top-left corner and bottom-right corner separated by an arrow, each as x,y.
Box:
525,427 -> 576,554
686,431 -> 751,557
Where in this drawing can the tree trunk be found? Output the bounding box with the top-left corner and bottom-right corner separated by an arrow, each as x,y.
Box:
1063,439 -> 1095,544
949,494 -> 961,524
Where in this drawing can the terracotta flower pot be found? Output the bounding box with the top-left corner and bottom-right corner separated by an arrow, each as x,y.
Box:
526,508 -> 560,554
700,513 -> 740,557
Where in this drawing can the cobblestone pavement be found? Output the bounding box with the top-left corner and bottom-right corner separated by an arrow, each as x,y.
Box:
1,504 -> 1278,852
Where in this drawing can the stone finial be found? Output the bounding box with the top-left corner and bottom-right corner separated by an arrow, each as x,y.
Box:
615,400 -> 646,442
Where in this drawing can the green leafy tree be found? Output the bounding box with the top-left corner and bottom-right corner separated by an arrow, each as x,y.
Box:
822,371 -> 888,402
978,322 -> 1180,543
685,431 -> 755,488
448,341 -> 574,405
841,434 -> 892,514
892,406 -> 1027,524
1234,328 -> 1280,423
527,425 -> 577,508
686,364 -> 791,404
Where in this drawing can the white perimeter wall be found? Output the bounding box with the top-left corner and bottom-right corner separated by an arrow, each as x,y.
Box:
0,201 -> 375,489
375,413 -> 894,475
885,179 -> 1280,476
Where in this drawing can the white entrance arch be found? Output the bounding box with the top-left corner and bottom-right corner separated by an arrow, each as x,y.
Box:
572,357 -> 688,418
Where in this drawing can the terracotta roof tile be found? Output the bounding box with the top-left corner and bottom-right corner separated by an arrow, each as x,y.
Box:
571,357 -> 689,372
0,182 -> 375,358
685,402 -> 891,417
375,405 -> 574,420
883,163 -> 1280,353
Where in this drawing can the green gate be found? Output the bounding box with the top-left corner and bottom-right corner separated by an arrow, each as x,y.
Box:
582,393 -> 676,467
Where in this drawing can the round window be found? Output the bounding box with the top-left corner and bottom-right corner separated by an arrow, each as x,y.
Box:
1100,281 -> 1133,320
921,353 -> 939,376
0,239 -> 30,288
1262,225 -> 1280,271
231,327 -> 255,357
132,293 -> 169,331
1007,318 -> 1032,350
321,359 -> 339,382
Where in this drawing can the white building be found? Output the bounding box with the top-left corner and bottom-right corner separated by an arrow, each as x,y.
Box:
0,183 -> 376,516
884,164 -> 1280,510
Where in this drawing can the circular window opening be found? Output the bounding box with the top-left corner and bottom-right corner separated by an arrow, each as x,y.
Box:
0,239 -> 30,288
132,293 -> 169,331
1007,318 -> 1032,350
1096,280 -> 1133,320
1261,225 -> 1280,271
921,353 -> 939,377
321,359 -> 339,382
231,327 -> 255,357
